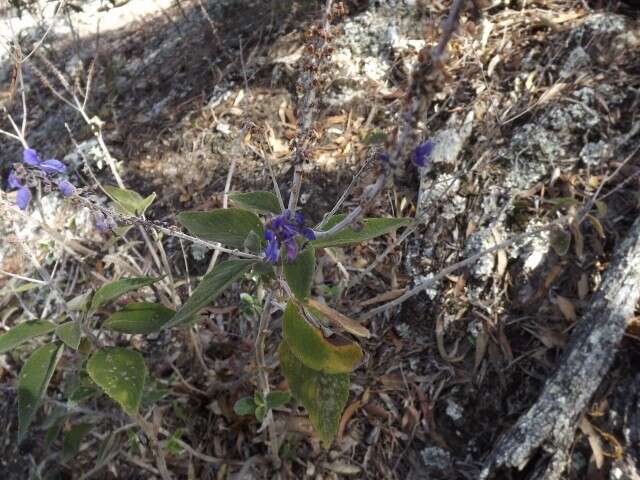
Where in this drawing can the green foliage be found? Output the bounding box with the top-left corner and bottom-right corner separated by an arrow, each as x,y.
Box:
103,303 -> 174,334
0,320 -> 56,354
55,321 -> 82,350
282,300 -> 362,374
90,277 -> 160,312
87,347 -> 146,416
18,343 -> 64,440
233,397 -> 256,416
279,342 -> 349,445
311,215 -> 410,248
283,247 -> 315,301
229,191 -> 282,215
61,423 -> 92,463
266,391 -> 291,409
177,208 -> 264,249
103,185 -> 156,216
166,259 -> 256,328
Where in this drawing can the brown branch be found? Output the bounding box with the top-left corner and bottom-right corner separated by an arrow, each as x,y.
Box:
480,214 -> 640,480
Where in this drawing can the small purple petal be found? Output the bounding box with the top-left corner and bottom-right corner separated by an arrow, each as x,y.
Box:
94,213 -> 109,232
264,238 -> 280,263
8,170 -> 23,189
39,159 -> 66,175
57,180 -> 75,197
264,229 -> 275,241
411,140 -> 434,168
23,148 -> 41,166
301,227 -> 316,241
294,211 -> 304,225
16,186 -> 32,210
285,238 -> 298,262
378,151 -> 390,163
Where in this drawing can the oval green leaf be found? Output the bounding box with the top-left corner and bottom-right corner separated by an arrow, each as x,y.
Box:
233,397 -> 256,416
177,208 -> 264,249
229,191 -> 282,215
279,341 -> 349,446
18,343 -> 64,440
55,321 -> 82,350
282,300 -> 362,374
87,347 -> 146,416
61,423 -> 92,463
165,259 -> 256,328
90,277 -> 160,312
312,216 -> 410,248
103,303 -> 174,334
283,247 -> 315,301
103,185 -> 156,216
0,320 -> 56,354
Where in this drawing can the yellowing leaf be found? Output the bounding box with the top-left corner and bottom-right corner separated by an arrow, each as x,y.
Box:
279,342 -> 349,446
306,298 -> 370,338
283,300 -> 362,374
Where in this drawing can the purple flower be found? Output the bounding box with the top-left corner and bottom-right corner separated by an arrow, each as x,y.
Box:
262,209 -> 315,263
22,147 -> 66,175
7,170 -> 32,210
57,180 -> 75,197
378,151 -> 390,164
40,159 -> 66,175
8,171 -> 22,189
411,140 -> 434,168
94,212 -> 110,232
16,187 -> 32,210
23,148 -> 41,166
264,230 -> 280,263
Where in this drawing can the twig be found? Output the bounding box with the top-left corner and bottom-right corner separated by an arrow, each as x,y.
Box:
360,219 -> 563,320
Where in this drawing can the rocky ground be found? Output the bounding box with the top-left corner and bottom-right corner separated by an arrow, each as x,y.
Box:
1,0 -> 640,479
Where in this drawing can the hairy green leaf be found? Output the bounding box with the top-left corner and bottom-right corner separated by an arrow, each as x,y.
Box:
103,303 -> 174,334
166,259 -> 256,328
177,208 -> 263,249
283,247 -> 315,301
87,347 -> 146,416
266,391 -> 291,409
18,343 -> 64,440
90,277 -> 160,312
55,321 -> 81,350
229,191 -> 282,215
282,300 -> 362,374
61,423 -> 92,463
0,320 -> 56,354
103,185 -> 156,216
311,216 -> 410,248
279,342 -> 349,445
233,397 -> 256,416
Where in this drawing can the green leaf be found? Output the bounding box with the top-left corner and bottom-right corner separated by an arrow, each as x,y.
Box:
165,259 -> 255,328
61,423 -> 92,463
90,277 -> 160,312
177,208 -> 264,249
229,191 -> 282,215
233,397 -> 256,416
282,300 -> 362,374
55,321 -> 81,350
87,347 -> 146,416
0,320 -> 56,354
266,391 -> 291,409
103,185 -> 156,216
279,342 -> 349,446
255,405 -> 267,422
283,247 -> 315,301
311,216 -> 410,248
18,343 -> 64,440
67,291 -> 92,311
103,303 -> 174,334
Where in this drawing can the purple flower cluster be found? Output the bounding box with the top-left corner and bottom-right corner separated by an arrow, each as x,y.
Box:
411,140 -> 434,168
377,139 -> 434,169
264,210 -> 316,263
6,148 -> 75,210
